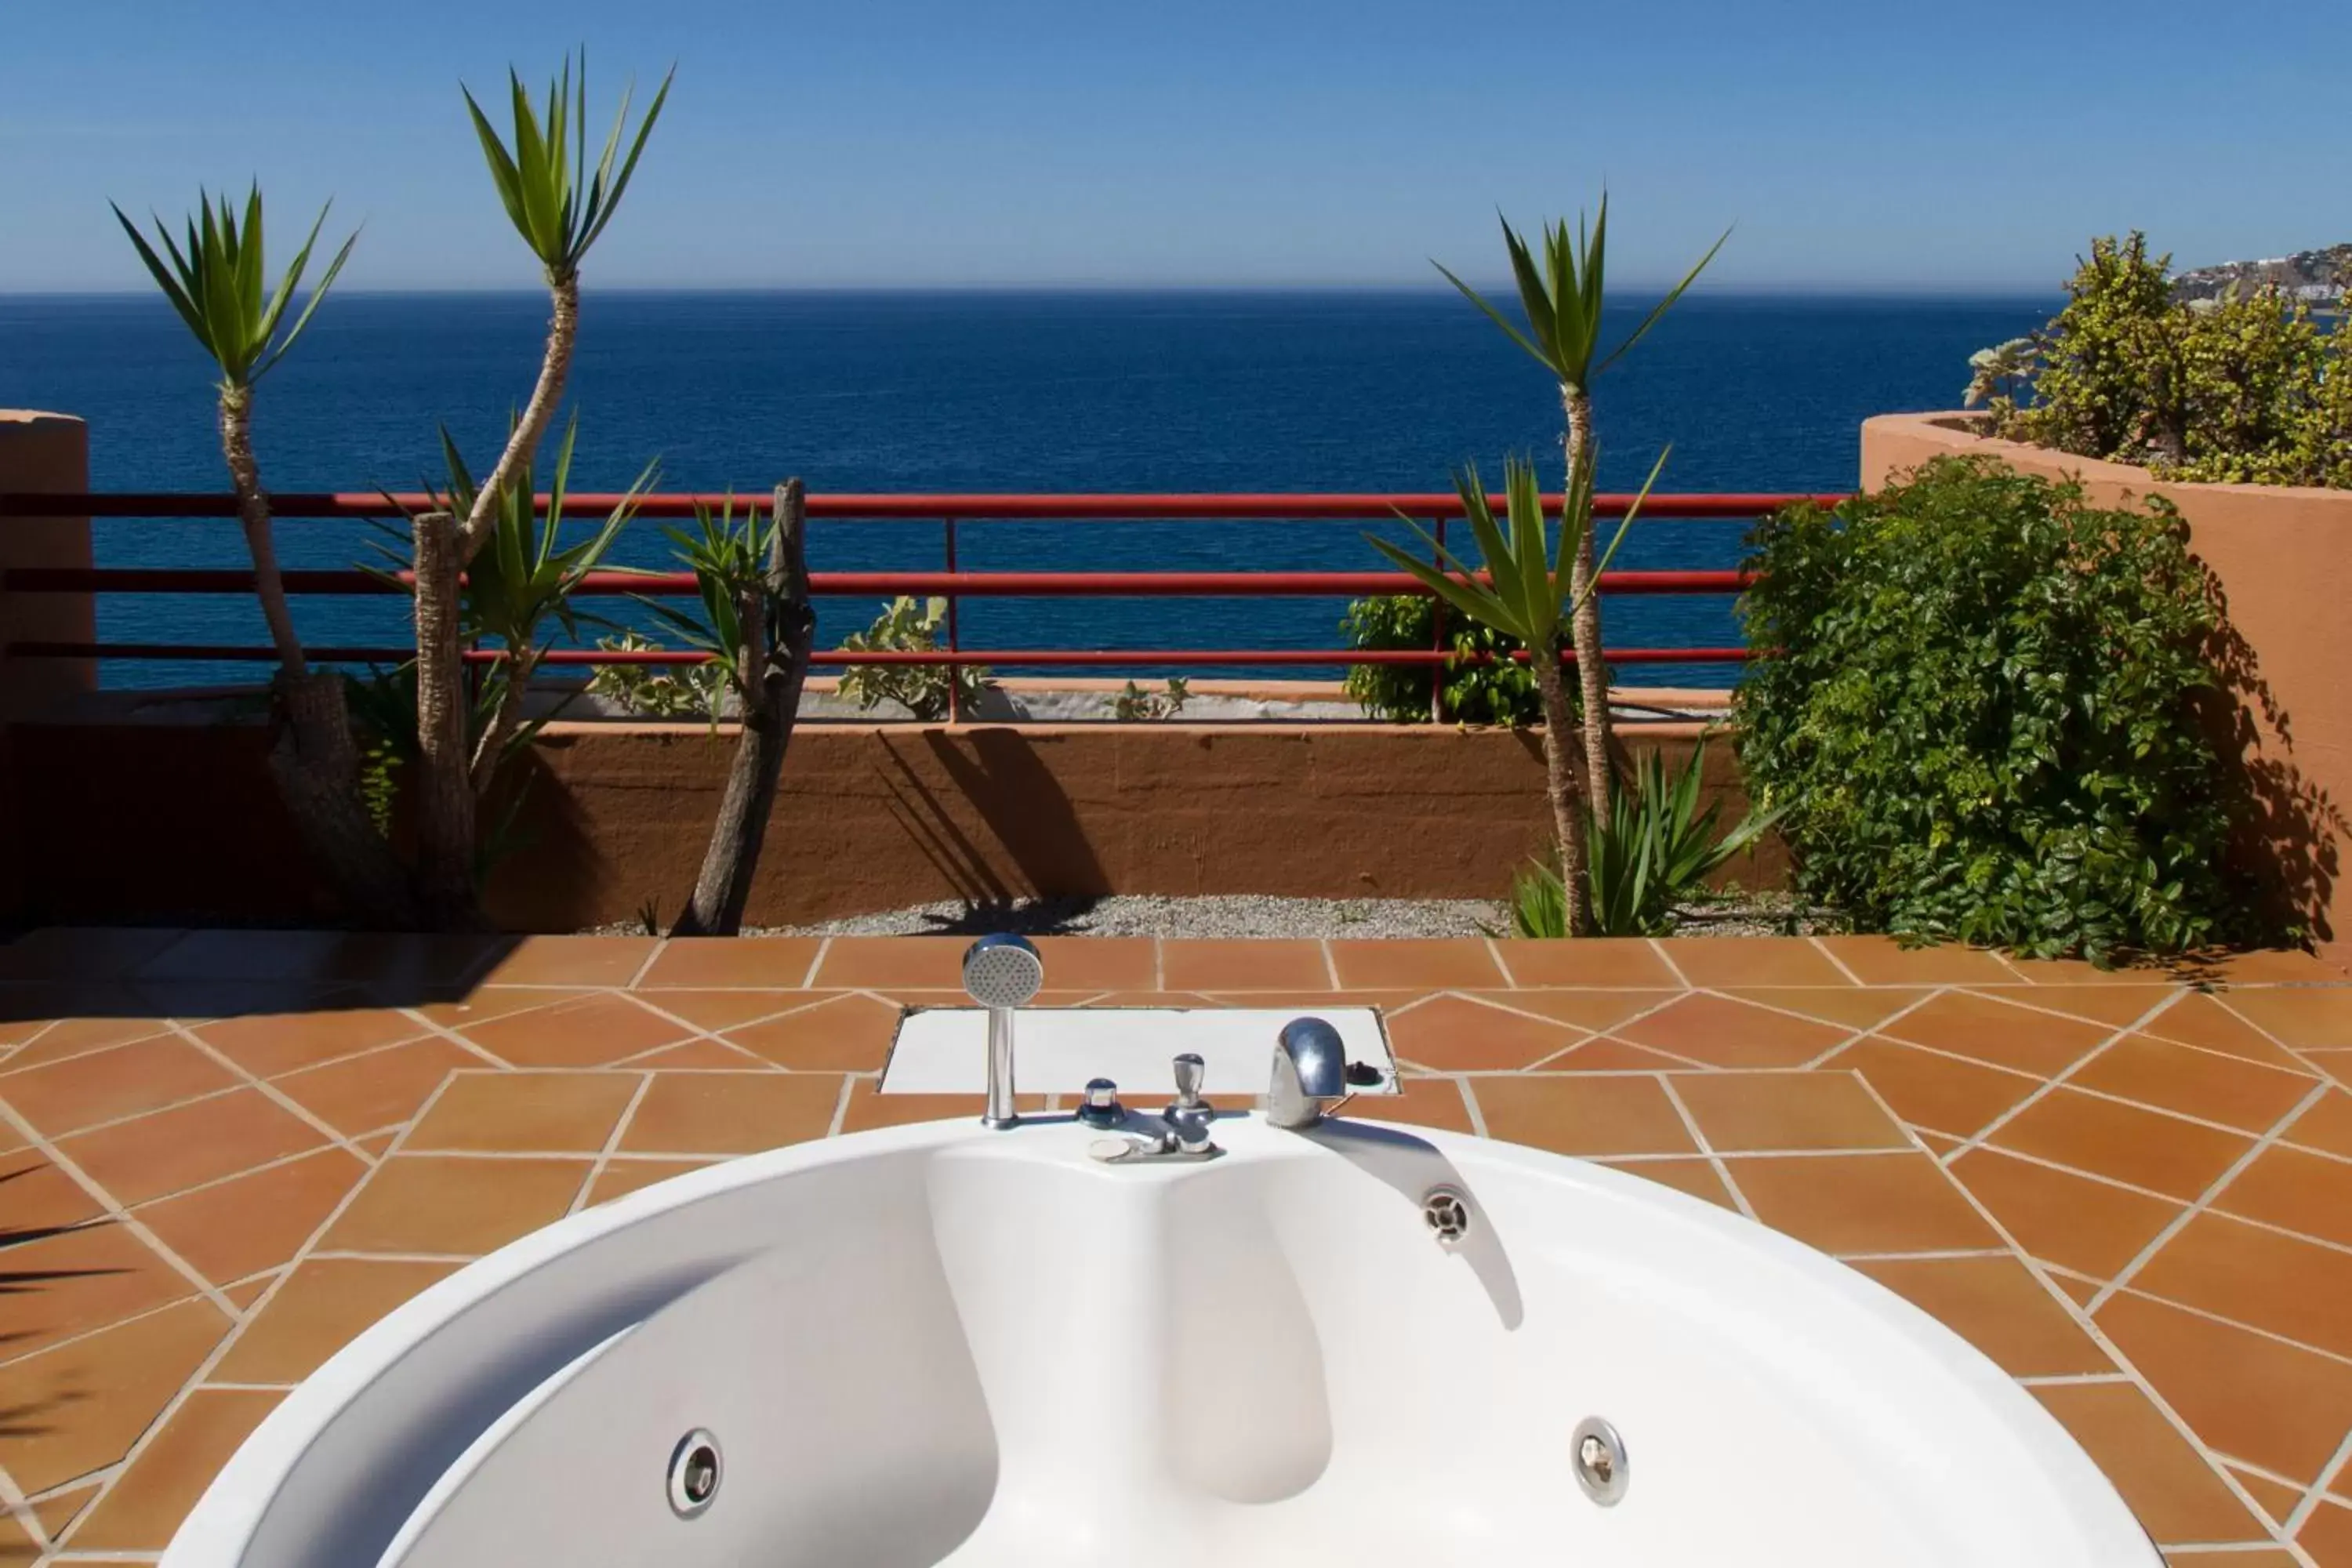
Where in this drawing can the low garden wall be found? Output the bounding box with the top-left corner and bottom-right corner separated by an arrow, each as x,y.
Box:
1862,413 -> 2350,957
3,719 -> 1775,931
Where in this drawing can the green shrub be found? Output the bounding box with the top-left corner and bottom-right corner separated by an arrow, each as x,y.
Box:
1340,594 -> 1549,725
1734,456 -> 2270,961
1980,233 -> 2351,488
834,597 -> 992,720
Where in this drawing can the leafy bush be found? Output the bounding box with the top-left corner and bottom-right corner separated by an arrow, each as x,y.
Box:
1978,233 -> 2351,488
1113,677 -> 1190,720
1340,594 -> 1548,725
834,597 -> 992,720
1735,456 -> 2269,960
586,631 -> 725,720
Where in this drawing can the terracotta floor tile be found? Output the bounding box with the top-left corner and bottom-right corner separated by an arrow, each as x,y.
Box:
0,1035 -> 234,1137
1490,938 -> 1679,988
625,1037 -> 774,1070
65,1387 -> 281,1552
2132,1214 -> 2352,1360
1028,938 -> 1159,993
321,1156 -> 590,1255
2001,953 -> 2196,986
1989,1089 -> 2254,1201
2311,1048 -> 2352,1085
2212,1143 -> 2352,1248
1468,989 -> 1682,1036
633,938 -> 822,989
1671,1071 -> 1908,1152
214,1257 -> 458,1384
58,1090 -> 325,1207
2031,1381 -> 2264,1546
619,1073 -> 840,1156
1947,1148 -> 2185,1279
585,1158 -> 717,1207
470,935 -> 657,988
0,1514 -> 34,1564
134,1148 -> 369,1287
457,993 -> 690,1068
1716,986 -> 1933,1032
1996,984 -> 2183,1029
1878,990 -> 2111,1076
724,993 -> 902,1072
2094,1290 -> 2352,1485
0,927 -> 189,983
2225,1467 -> 2310,1530
2211,949 -> 2349,983
1851,1255 -> 2113,1377
187,1005 -> 427,1080
1913,1128 -> 1964,1156
1196,989 -> 1425,1013
1726,1153 -> 1999,1254
2221,986 -> 2352,1050
405,1072 -> 640,1154
1158,941 -> 1331,992
1833,1036 -> 2043,1140
2070,1034 -> 2317,1133
1327,939 -> 1504,991
2141,993 -> 2311,1069
808,937 -> 968,990
0,1012 -> 175,1072
2301,1498 -> 2352,1567
1537,1037 -> 1696,1072
1661,938 -> 1854,989
0,1222 -> 194,1363
631,989 -> 828,1033
408,986 -> 595,1032
1383,995 -> 1583,1072
1612,993 -> 1849,1069
1333,1077 -> 1472,1134
223,1273 -> 278,1310
2163,1550 -> 2297,1567
837,1083 -> 1047,1133
31,1483 -> 98,1546
0,1297 -> 232,1494
1813,935 -> 2024,985
2049,1271 -> 2102,1305
1593,1156 -> 1737,1210
1081,991 -> 1221,1007
2283,1087 -> 2352,1158
0,1152 -> 106,1233
270,1036 -> 481,1137
1472,1076 -> 1697,1158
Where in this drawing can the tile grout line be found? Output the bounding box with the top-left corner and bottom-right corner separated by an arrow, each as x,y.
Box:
570,1073 -> 658,1217
2283,1425 -> 2352,1537
623,941 -> 669,990
1652,1073 -> 1757,1222
1480,935 -> 1512,988
1319,940 -> 1340,989
1864,1070 -> 2302,1555
799,937 -> 832,989
1643,938 -> 1691,989
1806,935 -> 1867,985
2087,1077 -> 2334,1316
825,1074 -> 857,1139
1454,1077 -> 1490,1140
45,1068 -> 468,1553
1935,987 -> 2194,1168
166,1023 -> 386,1173
1953,1138 -> 2352,1260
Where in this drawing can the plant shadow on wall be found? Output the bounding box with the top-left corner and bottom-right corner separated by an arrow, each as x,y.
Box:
1735,456 -> 2339,965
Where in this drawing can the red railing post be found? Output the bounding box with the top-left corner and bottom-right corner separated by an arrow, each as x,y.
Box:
1428,515 -> 1447,725
942,516 -> 961,724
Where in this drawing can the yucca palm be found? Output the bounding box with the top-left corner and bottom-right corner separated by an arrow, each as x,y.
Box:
457,52 -> 670,564
115,187 -> 414,922
1436,200 -> 1726,816
1368,449 -> 1662,933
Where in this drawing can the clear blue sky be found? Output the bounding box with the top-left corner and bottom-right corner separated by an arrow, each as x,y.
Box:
1,0 -> 2339,292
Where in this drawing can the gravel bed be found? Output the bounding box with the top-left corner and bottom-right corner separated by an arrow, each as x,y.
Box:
590,891 -> 1846,940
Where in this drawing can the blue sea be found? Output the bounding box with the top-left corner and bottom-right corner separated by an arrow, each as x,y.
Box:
0,290 -> 2052,690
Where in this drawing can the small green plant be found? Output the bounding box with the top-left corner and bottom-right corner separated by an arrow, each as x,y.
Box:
1736,456 -> 2271,962
635,895 -> 663,936
585,632 -> 724,719
834,597 -> 992,720
1112,677 -> 1190,720
1338,595 -> 1545,725
630,495 -> 780,733
1980,233 -> 2351,488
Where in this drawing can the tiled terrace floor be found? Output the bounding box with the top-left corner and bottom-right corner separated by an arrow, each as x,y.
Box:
2,928 -> 2351,1564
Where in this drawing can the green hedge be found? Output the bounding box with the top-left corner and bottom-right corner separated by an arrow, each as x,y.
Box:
1339,594 -> 1551,725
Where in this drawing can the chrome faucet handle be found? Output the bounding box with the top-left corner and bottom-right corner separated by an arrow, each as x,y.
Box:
1164,1052 -> 1214,1145
1077,1077 -> 1124,1129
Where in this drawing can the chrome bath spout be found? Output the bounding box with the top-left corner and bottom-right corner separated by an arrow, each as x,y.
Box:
1268,1015 -> 1347,1129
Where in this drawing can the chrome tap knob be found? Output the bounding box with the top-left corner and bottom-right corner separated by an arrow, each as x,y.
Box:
1077,1077 -> 1125,1129
1164,1052 -> 1214,1144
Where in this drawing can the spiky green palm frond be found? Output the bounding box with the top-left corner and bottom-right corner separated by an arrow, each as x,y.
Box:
112,185 -> 356,389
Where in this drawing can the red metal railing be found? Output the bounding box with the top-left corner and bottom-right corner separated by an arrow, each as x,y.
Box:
1,489 -> 1841,721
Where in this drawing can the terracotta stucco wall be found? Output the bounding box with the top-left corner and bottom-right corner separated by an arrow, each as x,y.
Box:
1862,413 -> 2350,961
8,720 -> 1777,931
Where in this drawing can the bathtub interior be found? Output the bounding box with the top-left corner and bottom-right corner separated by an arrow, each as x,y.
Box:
194,1120 -> 2150,1568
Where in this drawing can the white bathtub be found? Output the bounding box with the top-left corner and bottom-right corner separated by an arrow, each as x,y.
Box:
165,1112 -> 2158,1566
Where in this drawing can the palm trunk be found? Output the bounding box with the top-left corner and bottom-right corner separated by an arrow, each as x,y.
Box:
1562,387 -> 1614,815
1530,648 -> 1595,935
220,385 -> 416,926
470,651 -> 538,795
410,510 -> 478,926
673,481 -> 815,938
459,273 -> 578,565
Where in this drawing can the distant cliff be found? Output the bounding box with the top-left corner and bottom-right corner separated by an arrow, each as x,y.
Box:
2172,244 -> 2350,307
